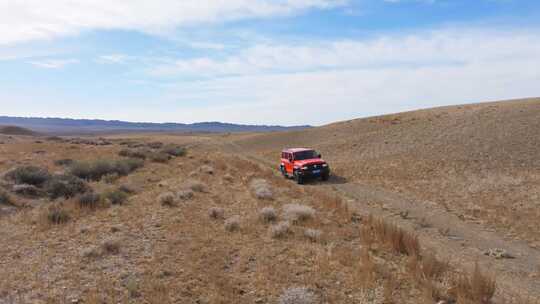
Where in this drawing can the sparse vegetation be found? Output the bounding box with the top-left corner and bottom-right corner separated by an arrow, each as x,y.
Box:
278,287 -> 317,304
250,178 -> 273,199
70,158 -> 143,181
148,152 -> 170,163
45,174 -> 89,199
103,189 -> 128,205
177,189 -> 194,200
304,228 -> 322,242
5,166 -> 51,186
118,184 -> 138,194
161,145 -> 186,157
199,165 -> 214,174
47,204 -> 70,224
270,221 -> 291,238
366,216 -> 421,257
119,148 -> 149,159
54,158 -> 74,166
283,204 -> 315,223
224,215 -> 240,231
456,263 -> 496,304
147,142 -> 164,149
0,190 -> 12,205
101,238 -> 121,255
12,184 -> 43,197
208,207 -> 225,219
78,192 -> 101,209
159,192 -> 177,206
184,180 -> 207,193
260,206 -> 277,222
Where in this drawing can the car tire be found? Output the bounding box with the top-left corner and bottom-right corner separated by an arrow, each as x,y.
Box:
294,172 -> 304,185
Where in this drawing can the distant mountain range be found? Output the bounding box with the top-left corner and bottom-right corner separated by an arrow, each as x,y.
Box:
0,116 -> 311,135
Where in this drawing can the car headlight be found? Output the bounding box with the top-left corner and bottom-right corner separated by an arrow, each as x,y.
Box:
301,166 -> 308,170
322,163 -> 328,167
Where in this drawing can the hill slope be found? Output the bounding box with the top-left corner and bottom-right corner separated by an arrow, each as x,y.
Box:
0,116 -> 310,135
0,125 -> 38,136
234,97 -> 540,244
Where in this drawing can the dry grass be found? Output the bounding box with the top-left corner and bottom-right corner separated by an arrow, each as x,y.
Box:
250,178 -> 273,200
455,262 -> 496,304
159,192 -> 177,207
278,287 -> 317,304
283,204 -> 315,223
366,216 -> 421,257
303,228 -> 322,242
269,221 -> 291,238
224,215 -> 241,232
46,204 -> 70,224
208,207 -> 225,219
259,206 -> 277,222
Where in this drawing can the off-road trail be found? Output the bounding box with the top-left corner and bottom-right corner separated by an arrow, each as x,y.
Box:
211,138 -> 540,302
201,98 -> 540,302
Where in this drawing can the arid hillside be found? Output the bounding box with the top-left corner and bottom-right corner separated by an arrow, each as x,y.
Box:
233,98 -> 540,245
1,98 -> 539,304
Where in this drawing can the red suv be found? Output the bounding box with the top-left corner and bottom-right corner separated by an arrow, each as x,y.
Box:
280,148 -> 330,184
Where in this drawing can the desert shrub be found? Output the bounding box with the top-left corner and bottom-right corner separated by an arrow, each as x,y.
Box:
161,145 -> 186,157
283,204 -> 315,223
208,207 -> 225,219
118,184 -> 138,194
103,173 -> 120,184
224,215 -> 240,232
101,238 -> 121,255
184,180 -> 207,193
147,142 -> 164,149
148,152 -> 170,163
45,136 -> 63,142
118,148 -> 148,159
54,158 -> 74,166
0,190 -> 12,205
260,206 -> 277,222
5,166 -> 51,186
78,192 -> 101,208
177,189 -> 194,200
456,263 -> 496,304
45,174 -> 89,199
199,165 -> 214,174
250,178 -> 273,200
70,158 -> 143,181
304,229 -> 322,242
115,158 -> 144,176
270,221 -> 291,239
369,217 -> 421,257
104,189 -> 128,205
13,184 -> 43,197
159,192 -> 177,206
278,287 -> 317,304
47,204 -> 70,224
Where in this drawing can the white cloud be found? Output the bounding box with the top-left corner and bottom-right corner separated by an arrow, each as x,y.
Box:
146,28 -> 540,125
150,28 -> 540,78
0,0 -> 345,45
96,54 -> 130,64
29,58 -> 79,69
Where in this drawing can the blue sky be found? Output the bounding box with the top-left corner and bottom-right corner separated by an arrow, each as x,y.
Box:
1,0 -> 539,126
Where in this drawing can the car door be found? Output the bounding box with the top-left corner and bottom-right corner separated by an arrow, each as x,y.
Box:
285,152 -> 294,174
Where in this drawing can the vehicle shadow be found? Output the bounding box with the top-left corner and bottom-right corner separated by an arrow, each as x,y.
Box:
302,174 -> 348,185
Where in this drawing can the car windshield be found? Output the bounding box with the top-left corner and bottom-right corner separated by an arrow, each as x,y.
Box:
294,150 -> 318,160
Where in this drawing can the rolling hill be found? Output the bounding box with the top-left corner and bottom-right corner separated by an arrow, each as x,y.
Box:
0,116 -> 310,135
